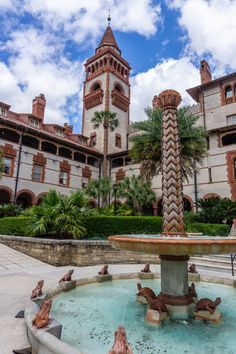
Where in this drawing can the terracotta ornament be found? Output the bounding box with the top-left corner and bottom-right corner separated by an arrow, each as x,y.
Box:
141,264 -> 151,273
147,295 -> 168,314
59,269 -> 74,282
188,282 -> 197,298
32,299 -> 52,329
136,283 -> 156,300
188,264 -> 198,274
98,264 -> 109,275
195,297 -> 221,314
31,280 -> 44,299
109,326 -> 133,354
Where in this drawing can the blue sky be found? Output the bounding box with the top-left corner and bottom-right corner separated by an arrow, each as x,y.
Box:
0,0 -> 236,133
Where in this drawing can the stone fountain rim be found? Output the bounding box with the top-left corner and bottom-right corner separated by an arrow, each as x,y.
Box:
25,272 -> 236,354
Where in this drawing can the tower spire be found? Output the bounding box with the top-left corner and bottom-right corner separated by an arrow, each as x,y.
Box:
107,9 -> 111,26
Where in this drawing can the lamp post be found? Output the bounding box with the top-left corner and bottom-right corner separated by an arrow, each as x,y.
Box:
113,183 -> 118,215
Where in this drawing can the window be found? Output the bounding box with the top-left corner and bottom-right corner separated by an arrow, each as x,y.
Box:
227,114 -> 236,126
82,176 -> 89,189
208,168 -> 212,183
225,86 -> 233,98
55,128 -> 64,137
222,132 -> 236,146
59,171 -> 68,186
30,119 -> 39,128
0,107 -> 6,116
91,82 -> 101,92
3,157 -> 12,176
32,164 -> 44,182
115,134 -> 121,148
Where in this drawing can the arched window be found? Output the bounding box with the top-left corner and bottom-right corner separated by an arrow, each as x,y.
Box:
91,65 -> 95,73
91,82 -> 101,92
74,152 -> 86,163
114,83 -> 124,93
58,147 -> 72,159
95,62 -> 98,70
22,135 -> 39,149
0,128 -> 19,143
104,57 -> 107,66
114,61 -> 117,70
117,64 -> 121,72
121,67 -> 124,76
225,86 -> 233,98
41,141 -> 57,154
110,58 -> 113,66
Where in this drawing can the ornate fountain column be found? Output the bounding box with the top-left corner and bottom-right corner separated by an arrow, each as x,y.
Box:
153,89 -> 184,234
153,90 -> 193,319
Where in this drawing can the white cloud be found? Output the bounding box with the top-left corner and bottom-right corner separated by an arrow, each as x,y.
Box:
167,0 -> 236,72
21,0 -> 161,43
130,57 -> 200,122
0,27 -> 83,125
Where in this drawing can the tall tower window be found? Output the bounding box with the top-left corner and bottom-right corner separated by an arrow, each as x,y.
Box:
225,86 -> 233,98
114,83 -> 124,93
91,82 -> 101,92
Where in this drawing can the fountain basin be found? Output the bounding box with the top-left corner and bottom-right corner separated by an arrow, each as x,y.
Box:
108,235 -> 236,255
51,278 -> 236,354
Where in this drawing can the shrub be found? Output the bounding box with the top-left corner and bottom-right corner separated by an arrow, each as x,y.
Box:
0,216 -> 230,238
0,204 -> 23,218
0,216 -> 31,236
83,216 -> 163,239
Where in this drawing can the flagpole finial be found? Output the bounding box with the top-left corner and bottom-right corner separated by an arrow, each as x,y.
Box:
107,9 -> 111,26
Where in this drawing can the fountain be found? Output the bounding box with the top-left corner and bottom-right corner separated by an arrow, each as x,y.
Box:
109,89 -> 236,321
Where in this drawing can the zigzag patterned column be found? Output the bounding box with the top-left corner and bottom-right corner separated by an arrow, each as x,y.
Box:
153,89 -> 184,234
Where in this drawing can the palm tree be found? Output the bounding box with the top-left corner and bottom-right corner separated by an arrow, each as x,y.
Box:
91,111 -> 119,176
117,175 -> 156,215
85,176 -> 113,207
129,106 -> 207,181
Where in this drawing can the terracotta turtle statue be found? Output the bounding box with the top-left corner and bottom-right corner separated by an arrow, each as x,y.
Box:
136,283 -> 156,300
109,326 -> 133,354
147,295 -> 168,314
98,264 -> 109,275
141,264 -> 151,273
32,298 -> 52,329
59,269 -> 74,282
31,280 -> 44,299
195,297 -> 221,314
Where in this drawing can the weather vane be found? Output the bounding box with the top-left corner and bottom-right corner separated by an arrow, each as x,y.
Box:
107,9 -> 111,26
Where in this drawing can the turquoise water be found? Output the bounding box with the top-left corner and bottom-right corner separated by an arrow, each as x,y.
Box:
51,279 -> 236,354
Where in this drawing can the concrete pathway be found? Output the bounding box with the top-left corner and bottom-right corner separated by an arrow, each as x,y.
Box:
0,244 -> 235,354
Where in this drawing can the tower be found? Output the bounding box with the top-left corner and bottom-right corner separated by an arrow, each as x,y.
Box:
82,20 -> 131,159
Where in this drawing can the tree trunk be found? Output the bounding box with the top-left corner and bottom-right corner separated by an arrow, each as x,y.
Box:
103,126 -> 109,177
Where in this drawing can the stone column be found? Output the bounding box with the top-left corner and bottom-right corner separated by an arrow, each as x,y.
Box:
153,90 -> 184,234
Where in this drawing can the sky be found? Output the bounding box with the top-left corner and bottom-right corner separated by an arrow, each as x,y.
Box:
0,0 -> 236,133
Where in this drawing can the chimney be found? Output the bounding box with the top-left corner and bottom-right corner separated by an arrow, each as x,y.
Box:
64,123 -> 73,134
200,60 -> 212,84
32,94 -> 46,120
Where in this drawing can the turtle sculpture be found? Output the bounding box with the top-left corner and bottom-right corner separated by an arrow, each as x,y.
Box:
188,282 -> 197,298
109,326 -> 133,354
59,269 -> 74,282
195,297 -> 221,314
188,264 -> 198,274
98,264 -> 109,275
147,295 -> 168,314
32,298 -> 52,329
136,283 -> 156,300
141,264 -> 151,273
31,280 -> 44,299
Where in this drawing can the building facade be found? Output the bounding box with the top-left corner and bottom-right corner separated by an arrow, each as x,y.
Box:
1,26 -> 236,213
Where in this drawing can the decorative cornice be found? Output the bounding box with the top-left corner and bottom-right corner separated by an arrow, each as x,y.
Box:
84,89 -> 104,110
33,152 -> 46,165
0,143 -> 16,157
60,160 -> 71,172
111,90 -> 130,112
82,166 -> 92,178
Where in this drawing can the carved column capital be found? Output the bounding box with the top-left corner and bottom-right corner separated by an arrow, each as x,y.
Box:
153,89 -> 182,110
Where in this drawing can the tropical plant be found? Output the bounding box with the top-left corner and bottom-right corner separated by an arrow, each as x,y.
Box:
0,204 -> 22,218
91,110 -> 119,176
129,106 -> 207,181
97,203 -> 134,216
117,175 -> 156,215
85,176 -> 113,207
196,197 -> 236,225
26,189 -> 90,238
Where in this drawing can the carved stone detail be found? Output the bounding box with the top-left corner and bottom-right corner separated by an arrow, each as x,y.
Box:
111,89 -> 130,112
84,89 -> 104,110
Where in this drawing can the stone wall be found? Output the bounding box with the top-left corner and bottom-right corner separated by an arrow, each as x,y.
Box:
0,235 -> 160,266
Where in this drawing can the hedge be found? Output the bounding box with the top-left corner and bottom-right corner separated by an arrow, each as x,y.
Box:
0,216 -> 31,236
0,216 -> 230,238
